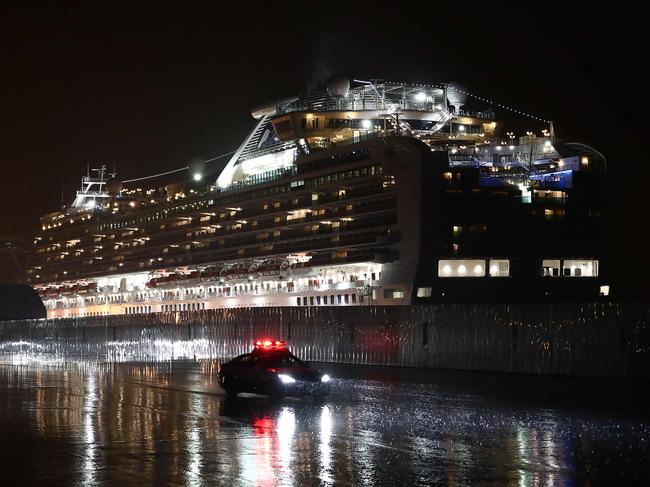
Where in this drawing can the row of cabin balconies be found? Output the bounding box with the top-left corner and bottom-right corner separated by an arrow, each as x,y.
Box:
32,218 -> 399,284
33,198 -> 396,268
46,163 -> 387,242
33,179 -> 391,254
31,193 -> 396,270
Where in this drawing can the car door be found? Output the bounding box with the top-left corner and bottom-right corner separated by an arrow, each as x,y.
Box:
228,354 -> 251,388
247,355 -> 264,392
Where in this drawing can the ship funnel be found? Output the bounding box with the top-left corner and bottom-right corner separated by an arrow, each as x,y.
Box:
326,74 -> 350,99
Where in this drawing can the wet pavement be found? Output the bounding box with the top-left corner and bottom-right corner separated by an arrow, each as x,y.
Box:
1,355 -> 649,486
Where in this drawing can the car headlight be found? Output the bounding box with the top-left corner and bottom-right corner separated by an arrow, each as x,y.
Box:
278,374 -> 296,384
321,374 -> 331,383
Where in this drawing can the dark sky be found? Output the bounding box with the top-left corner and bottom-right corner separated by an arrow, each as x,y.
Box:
0,2 -> 646,288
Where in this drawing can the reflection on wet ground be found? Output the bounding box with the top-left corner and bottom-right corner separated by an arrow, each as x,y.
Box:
0,355 -> 648,486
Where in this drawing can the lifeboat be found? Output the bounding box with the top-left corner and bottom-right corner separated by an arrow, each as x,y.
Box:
256,262 -> 285,277
226,265 -> 248,280
209,268 -> 223,281
200,267 -> 219,282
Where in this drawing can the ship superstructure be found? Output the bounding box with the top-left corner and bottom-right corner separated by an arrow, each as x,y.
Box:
27,76 -> 607,318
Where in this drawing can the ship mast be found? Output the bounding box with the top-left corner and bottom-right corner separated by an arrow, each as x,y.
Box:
71,164 -> 112,209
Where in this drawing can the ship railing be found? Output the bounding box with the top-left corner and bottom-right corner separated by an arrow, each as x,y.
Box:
457,109 -> 495,119
238,141 -> 296,163
196,283 -> 362,299
285,99 -> 443,114
50,283 -> 367,309
215,166 -> 298,193
74,190 -> 111,197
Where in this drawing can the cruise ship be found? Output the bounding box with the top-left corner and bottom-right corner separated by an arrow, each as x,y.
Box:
27,75 -> 607,318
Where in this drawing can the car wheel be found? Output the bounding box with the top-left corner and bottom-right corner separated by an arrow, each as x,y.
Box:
220,376 -> 238,396
269,384 -> 285,400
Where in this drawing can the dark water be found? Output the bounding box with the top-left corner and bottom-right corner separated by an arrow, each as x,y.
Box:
0,355 -> 648,486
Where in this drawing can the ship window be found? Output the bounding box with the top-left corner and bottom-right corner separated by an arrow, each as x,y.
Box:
563,259 -> 598,277
416,287 -> 432,298
383,289 -> 405,299
489,259 -> 510,277
542,259 -> 561,277
438,259 -> 486,277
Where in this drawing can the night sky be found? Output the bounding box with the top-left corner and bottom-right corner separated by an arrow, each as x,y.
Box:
1,3 -> 647,291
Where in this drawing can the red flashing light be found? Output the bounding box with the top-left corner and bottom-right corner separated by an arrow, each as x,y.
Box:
254,339 -> 287,350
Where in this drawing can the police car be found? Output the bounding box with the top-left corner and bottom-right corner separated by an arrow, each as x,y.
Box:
218,339 -> 331,398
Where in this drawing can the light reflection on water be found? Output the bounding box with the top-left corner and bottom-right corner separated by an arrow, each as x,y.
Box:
186,394 -> 203,487
319,405 -> 333,484
82,372 -> 98,487
0,356 -> 648,486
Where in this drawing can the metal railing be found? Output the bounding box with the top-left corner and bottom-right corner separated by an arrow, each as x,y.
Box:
44,282 -> 369,309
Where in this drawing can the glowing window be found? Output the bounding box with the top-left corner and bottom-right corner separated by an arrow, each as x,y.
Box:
383,289 -> 405,299
489,259 -> 510,277
542,259 -> 561,277
563,259 -> 598,277
417,287 -> 432,298
438,259 -> 485,277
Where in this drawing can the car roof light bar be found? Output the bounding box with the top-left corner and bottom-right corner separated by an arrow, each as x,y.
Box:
254,339 -> 286,349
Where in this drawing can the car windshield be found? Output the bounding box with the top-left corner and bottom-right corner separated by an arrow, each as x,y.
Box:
262,352 -> 307,369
